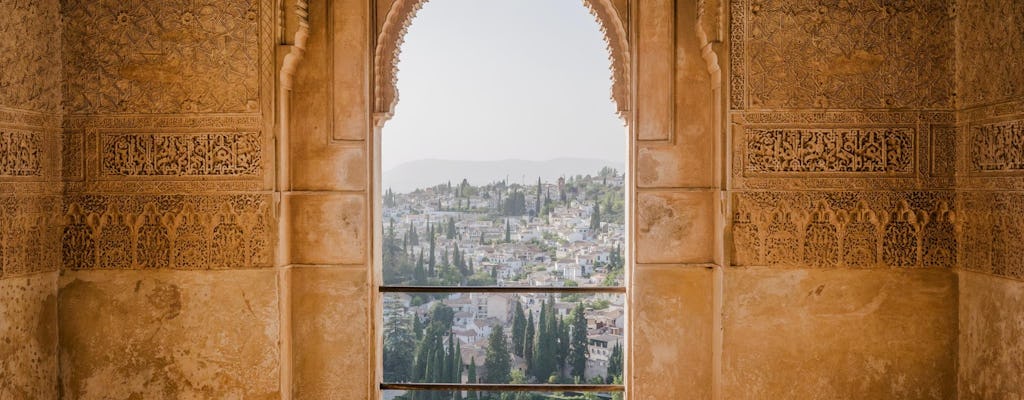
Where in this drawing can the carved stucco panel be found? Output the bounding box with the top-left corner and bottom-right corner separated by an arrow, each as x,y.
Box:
730,0 -> 954,110
62,194 -> 274,270
61,0 -> 266,115
0,0 -> 62,113
731,191 -> 955,269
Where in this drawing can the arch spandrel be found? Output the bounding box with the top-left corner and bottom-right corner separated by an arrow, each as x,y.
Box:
372,0 -> 631,127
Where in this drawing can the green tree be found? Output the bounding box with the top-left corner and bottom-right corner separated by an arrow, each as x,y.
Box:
511,301 -> 527,357
447,217 -> 456,239
524,313 -> 535,377
568,304 -> 589,381
607,342 -> 623,384
428,224 -> 436,276
589,203 -> 601,231
467,357 -> 479,400
414,250 -> 426,285
383,314 -> 415,382
504,219 -> 512,243
483,325 -> 511,384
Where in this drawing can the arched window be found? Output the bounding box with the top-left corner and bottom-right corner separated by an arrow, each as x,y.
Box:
376,0 -> 630,398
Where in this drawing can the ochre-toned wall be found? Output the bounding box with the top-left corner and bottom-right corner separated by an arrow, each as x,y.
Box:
954,0 -> 1024,398
1,0 -> 1020,398
56,0 -> 281,398
725,0 -> 959,398
0,0 -> 62,397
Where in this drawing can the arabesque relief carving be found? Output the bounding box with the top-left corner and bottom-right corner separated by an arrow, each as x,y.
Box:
958,192 -> 1024,280
0,129 -> 43,176
61,0 -> 265,115
100,131 -> 261,177
730,0 -> 954,110
62,194 -> 273,270
0,196 -> 61,278
0,0 -> 61,113
732,112 -> 954,190
970,119 -> 1024,173
732,191 -> 955,269
955,0 -> 1024,109
744,127 -> 914,175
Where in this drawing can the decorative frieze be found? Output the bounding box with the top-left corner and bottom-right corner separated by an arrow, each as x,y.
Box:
62,194 -> 273,270
744,127 -> 914,175
0,130 -> 42,176
970,119 -> 1024,173
731,191 -> 955,269
100,131 -> 261,177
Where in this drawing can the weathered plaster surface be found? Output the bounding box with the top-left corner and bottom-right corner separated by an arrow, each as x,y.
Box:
722,268 -> 958,400
291,266 -> 370,400
632,265 -> 714,400
0,273 -> 58,400
959,271 -> 1024,400
58,270 -> 280,400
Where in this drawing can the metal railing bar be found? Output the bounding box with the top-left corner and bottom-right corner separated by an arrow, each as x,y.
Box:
379,383 -> 625,392
378,285 -> 626,294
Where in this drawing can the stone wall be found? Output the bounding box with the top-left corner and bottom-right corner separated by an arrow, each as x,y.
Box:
0,0 -> 62,397
56,0 -> 281,398
954,0 -> 1024,398
725,0 -> 959,397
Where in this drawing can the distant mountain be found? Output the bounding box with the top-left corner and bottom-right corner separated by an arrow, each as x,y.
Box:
383,158 -> 624,193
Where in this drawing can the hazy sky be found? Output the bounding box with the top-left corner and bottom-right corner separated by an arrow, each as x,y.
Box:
381,0 -> 627,171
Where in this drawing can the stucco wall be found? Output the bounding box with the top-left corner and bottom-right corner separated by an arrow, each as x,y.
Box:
955,0 -> 1024,398
724,0 -> 959,397
56,0 -> 280,398
0,0 -> 63,397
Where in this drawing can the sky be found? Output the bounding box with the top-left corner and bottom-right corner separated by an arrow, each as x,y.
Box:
381,0 -> 627,171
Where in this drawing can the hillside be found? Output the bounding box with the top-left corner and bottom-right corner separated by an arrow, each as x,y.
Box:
383,158 -> 623,193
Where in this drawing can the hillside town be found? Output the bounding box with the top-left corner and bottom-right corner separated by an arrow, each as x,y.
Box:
382,168 -> 626,400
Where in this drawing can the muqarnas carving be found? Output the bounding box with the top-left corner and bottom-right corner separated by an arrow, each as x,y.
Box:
732,192 -> 955,268
959,192 -> 1024,280
970,119 -> 1024,173
101,131 -> 261,176
62,194 -> 273,270
730,0 -> 954,110
0,129 -> 42,176
61,0 -> 262,114
0,196 -> 61,278
745,127 -> 914,174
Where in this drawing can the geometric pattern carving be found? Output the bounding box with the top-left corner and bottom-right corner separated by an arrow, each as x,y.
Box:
0,0 -> 62,113
729,0 -> 954,110
732,191 -> 955,269
745,127 -> 914,174
62,0 -> 263,115
955,0 -> 1024,108
101,131 -> 261,176
0,129 -> 42,176
62,194 -> 273,270
970,119 -> 1024,173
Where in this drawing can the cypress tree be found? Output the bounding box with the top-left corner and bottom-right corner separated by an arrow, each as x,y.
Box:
483,325 -> 511,384
467,358 -> 479,400
607,342 -> 623,384
535,177 -> 542,216
414,250 -> 426,285
447,217 -> 456,239
428,224 -> 436,276
524,313 -> 535,378
590,203 -> 601,231
505,219 -> 511,243
511,301 -> 526,357
568,304 -> 588,381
